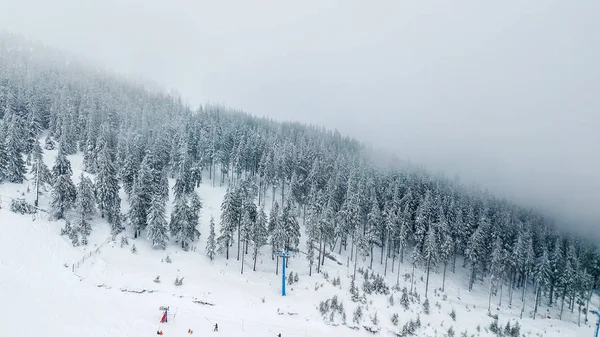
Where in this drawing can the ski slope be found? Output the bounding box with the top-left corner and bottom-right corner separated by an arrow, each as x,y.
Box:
0,149 -> 596,337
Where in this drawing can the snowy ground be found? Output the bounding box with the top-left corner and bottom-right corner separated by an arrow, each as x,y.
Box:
0,149 -> 596,337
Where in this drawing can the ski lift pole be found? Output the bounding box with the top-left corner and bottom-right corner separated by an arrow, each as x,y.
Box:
592,310 -> 600,337
276,249 -> 291,296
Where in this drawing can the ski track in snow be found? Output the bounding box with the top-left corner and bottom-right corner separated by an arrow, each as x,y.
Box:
0,150 -> 595,337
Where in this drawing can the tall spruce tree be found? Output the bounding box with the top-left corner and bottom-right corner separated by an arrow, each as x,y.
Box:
146,194 -> 169,249
206,215 -> 217,261
50,149 -> 77,220
251,205 -> 268,271
74,174 -> 96,245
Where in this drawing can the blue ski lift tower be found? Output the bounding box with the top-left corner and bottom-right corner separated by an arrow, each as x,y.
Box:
591,310 -> 600,337
276,249 -> 292,296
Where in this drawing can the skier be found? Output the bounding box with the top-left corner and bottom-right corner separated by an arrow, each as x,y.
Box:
214,323 -> 218,331
156,329 -> 163,335
188,328 -> 193,334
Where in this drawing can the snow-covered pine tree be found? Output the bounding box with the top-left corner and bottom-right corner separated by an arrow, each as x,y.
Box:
146,194 -> 169,250
31,139 -> 52,194
74,174 -> 96,245
127,175 -> 145,237
206,215 -> 217,261
0,129 -> 8,182
95,144 -> 122,228
282,197 -> 300,251
250,205 -> 268,271
533,246 -> 551,319
489,237 -> 504,312
240,208 -> 253,274
438,207 -> 454,292
217,184 -> 241,259
50,150 -> 77,220
466,215 -> 489,291
185,192 -> 203,246
170,194 -> 191,249
4,120 -> 27,183
367,191 -> 381,269
423,223 -> 439,298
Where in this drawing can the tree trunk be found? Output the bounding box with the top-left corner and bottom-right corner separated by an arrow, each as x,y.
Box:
400,246 -> 404,263
498,272 -> 504,307
520,274 -> 528,319
317,231 -> 323,273
253,247 -> 258,271
521,272 -> 528,301
425,256 -> 431,298
391,242 -> 396,274
410,263 -> 415,293
488,278 -> 494,313
533,283 -> 540,320
559,289 -> 566,320
442,262 -> 447,292
350,235 -> 355,262
241,241 -> 245,274
237,224 -> 241,261
276,255 -> 279,275
353,243 -> 358,280
281,180 -> 285,206
452,247 -> 457,273
384,233 -> 390,276
369,243 -> 374,269
509,273 -> 514,306
396,253 -> 402,288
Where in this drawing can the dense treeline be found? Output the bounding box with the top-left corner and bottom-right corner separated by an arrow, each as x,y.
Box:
0,33 -> 598,323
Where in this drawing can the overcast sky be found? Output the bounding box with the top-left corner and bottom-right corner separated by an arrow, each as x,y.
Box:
1,0 -> 598,236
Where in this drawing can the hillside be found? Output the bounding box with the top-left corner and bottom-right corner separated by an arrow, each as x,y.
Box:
0,149 -> 595,337
0,34 -> 598,337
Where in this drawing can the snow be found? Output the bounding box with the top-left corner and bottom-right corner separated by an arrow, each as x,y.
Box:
0,150 -> 596,337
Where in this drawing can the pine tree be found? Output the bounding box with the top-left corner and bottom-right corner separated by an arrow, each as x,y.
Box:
95,145 -> 122,227
282,198 -> 300,251
170,194 -> 191,249
423,224 -> 439,298
74,174 -> 96,245
0,131 -> 8,182
489,238 -> 504,312
206,216 -> 217,261
146,194 -> 169,249
217,185 -> 241,259
31,139 -> 52,195
466,218 -> 488,291
251,206 -> 268,271
367,192 -> 381,269
4,122 -> 27,183
50,150 -> 77,220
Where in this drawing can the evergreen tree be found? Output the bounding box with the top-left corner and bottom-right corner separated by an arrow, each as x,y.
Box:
423,224 -> 439,298
170,194 -> 191,249
367,192 -> 381,269
74,174 -> 96,245
95,145 -> 121,224
146,194 -> 169,249
282,198 -> 301,251
31,139 -> 52,195
50,150 -> 77,220
218,185 -> 241,259
251,205 -> 268,271
128,176 -> 146,238
206,216 -> 217,261
4,122 -> 27,183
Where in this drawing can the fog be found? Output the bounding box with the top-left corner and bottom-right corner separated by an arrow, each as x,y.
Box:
1,0 -> 598,236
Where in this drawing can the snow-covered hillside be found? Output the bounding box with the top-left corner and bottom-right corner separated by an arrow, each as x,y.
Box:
0,149 -> 595,337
